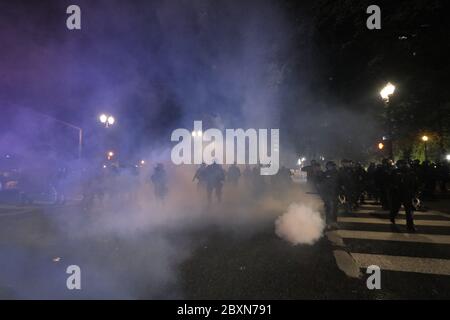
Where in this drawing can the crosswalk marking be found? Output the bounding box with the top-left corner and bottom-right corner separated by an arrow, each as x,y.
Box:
351,253 -> 450,276
331,202 -> 450,278
359,203 -> 379,207
355,209 -> 443,216
333,230 -> 450,245
338,217 -> 450,227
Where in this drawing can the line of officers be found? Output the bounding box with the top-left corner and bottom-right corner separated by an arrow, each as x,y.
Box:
192,162 -> 293,204
303,158 -> 450,232
81,161 -> 293,208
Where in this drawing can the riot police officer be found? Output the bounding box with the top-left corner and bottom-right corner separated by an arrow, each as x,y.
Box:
193,162 -> 207,191
390,160 -> 418,232
375,158 -> 394,210
205,161 -> 225,204
338,159 -> 357,213
319,161 -> 341,230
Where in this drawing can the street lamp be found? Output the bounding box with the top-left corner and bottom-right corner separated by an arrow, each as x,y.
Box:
446,154 -> 450,161
99,114 -> 116,128
378,142 -> 384,150
422,135 -> 429,161
107,151 -> 115,160
192,130 -> 202,137
380,82 -> 396,102
379,82 -> 396,159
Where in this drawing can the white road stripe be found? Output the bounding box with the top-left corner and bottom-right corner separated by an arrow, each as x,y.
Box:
333,230 -> 450,245
338,217 -> 450,227
356,209 -> 443,216
358,204 -> 379,208
351,253 -> 450,276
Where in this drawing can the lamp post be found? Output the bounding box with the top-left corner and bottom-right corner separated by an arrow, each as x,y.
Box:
24,108 -> 83,160
379,82 -> 396,159
422,135 -> 429,161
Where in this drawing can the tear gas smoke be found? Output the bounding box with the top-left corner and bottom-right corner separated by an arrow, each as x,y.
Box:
275,202 -> 325,245
0,0 -> 333,299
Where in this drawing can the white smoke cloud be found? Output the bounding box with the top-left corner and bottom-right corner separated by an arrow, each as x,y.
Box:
275,202 -> 325,245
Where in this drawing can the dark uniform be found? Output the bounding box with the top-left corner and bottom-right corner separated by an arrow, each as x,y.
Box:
389,160 -> 418,232
319,161 -> 341,228
205,162 -> 225,204
301,160 -> 322,188
227,163 -> 241,186
366,163 -> 377,200
422,161 -> 437,199
193,163 -> 207,190
354,163 -> 367,205
151,163 -> 168,201
251,165 -> 266,196
375,159 -> 394,210
338,160 -> 358,213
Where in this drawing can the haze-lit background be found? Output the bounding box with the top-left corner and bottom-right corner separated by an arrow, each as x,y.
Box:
1,0 -> 448,165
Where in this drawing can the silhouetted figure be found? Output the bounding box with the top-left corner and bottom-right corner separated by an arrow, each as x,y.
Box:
318,161 -> 340,230
366,162 -> 377,200
338,159 -> 358,213
151,163 -> 168,201
375,159 -> 394,210
193,162 -> 207,191
354,162 -> 367,205
389,160 -> 418,232
301,160 -> 322,189
227,163 -> 241,186
205,162 -> 225,204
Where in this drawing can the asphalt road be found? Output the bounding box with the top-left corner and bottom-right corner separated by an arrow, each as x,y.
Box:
0,195 -> 449,299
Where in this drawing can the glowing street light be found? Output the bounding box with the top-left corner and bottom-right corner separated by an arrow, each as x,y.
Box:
421,135 -> 429,142
99,114 -> 116,128
192,130 -> 202,137
446,154 -> 450,161
378,142 -> 385,150
380,82 -> 396,102
107,151 -> 115,160
107,116 -> 115,126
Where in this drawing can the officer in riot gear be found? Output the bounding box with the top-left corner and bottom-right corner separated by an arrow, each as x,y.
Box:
375,158 -> 394,210
319,161 -> 341,230
205,161 -> 225,204
338,159 -> 358,213
193,162 -> 207,190
390,160 -> 418,232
